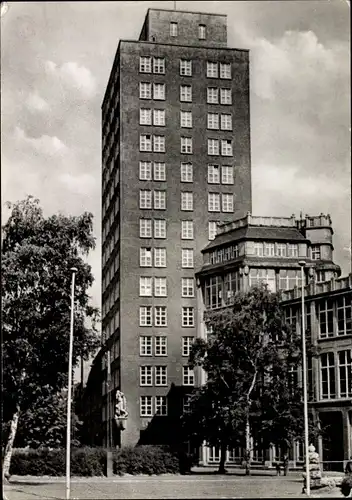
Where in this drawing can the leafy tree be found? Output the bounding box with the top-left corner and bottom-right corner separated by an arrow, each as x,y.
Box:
2,196 -> 100,479
183,286 -> 310,474
14,388 -> 83,449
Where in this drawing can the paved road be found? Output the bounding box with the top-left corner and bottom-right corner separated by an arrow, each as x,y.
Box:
3,473 -> 343,499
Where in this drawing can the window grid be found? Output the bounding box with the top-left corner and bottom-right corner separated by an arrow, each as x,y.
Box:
208,221 -> 218,240
155,366 -> 167,386
207,87 -> 219,104
182,336 -> 194,356
180,85 -> 192,102
140,247 -> 152,267
140,366 -> 153,386
153,135 -> 165,153
181,137 -> 193,154
139,336 -> 152,356
221,114 -> 232,130
140,395 -> 153,417
181,163 -> 193,182
139,219 -> 152,238
154,190 -> 166,210
155,306 -> 167,326
338,349 -> 352,398
153,83 -> 165,100
140,82 -> 152,99
181,220 -> 194,240
139,56 -> 151,73
182,306 -> 195,326
170,22 -> 178,37
139,161 -> 152,181
154,219 -> 166,239
221,165 -> 234,184
153,57 -> 165,74
153,162 -> 166,181
180,111 -> 192,128
181,192 -> 194,211
207,113 -> 219,130
320,352 -> 335,400
208,164 -> 220,184
221,139 -> 233,156
182,277 -> 195,297
222,193 -> 234,213
183,366 -> 195,385
155,396 -> 167,416
140,134 -> 152,152
153,109 -> 165,126
220,88 -> 232,105
207,62 -> 218,78
220,63 -> 231,79
180,59 -> 192,76
139,306 -> 152,326
208,139 -> 219,156
208,193 -> 220,212
155,336 -> 167,356
139,190 -> 152,209
154,248 -> 166,267
198,24 -> 206,40
140,108 -> 152,125
139,277 -> 152,296
182,249 -> 194,268
154,277 -> 167,297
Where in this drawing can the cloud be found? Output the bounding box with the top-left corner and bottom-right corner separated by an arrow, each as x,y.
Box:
44,60 -> 97,98
59,172 -> 97,195
25,93 -> 49,112
14,126 -> 67,156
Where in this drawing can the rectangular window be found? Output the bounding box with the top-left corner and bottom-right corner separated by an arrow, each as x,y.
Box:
181,220 -> 194,240
221,165 -> 233,184
278,269 -> 302,291
155,366 -> 167,386
276,243 -> 287,257
180,59 -> 192,76
139,56 -> 152,73
249,269 -> 276,293
139,306 -> 152,326
170,22 -> 178,37
208,193 -> 220,212
182,277 -> 195,297
154,277 -> 167,297
220,62 -> 231,79
318,299 -> 334,339
140,366 -> 153,386
140,134 -> 152,152
221,114 -> 232,130
207,61 -> 218,78
208,165 -> 220,184
311,245 -> 321,260
207,113 -> 219,130
221,139 -> 233,156
155,336 -> 167,356
153,109 -> 165,126
154,248 -> 166,267
208,221 -> 217,241
139,190 -> 152,209
140,276 -> 152,296
140,82 -> 152,99
140,108 -> 152,125
153,135 -> 165,152
182,306 -> 195,326
181,137 -> 193,154
182,336 -> 194,356
338,350 -> 351,397
208,139 -> 219,156
264,242 -> 275,257
181,192 -> 193,211
287,243 -> 298,257
198,24 -> 206,40
153,83 -> 165,100
139,219 -> 152,238
181,162 -> 193,182
155,395 -> 167,416
180,111 -> 192,128
153,57 -> 165,74
140,247 -> 152,267
207,87 -> 219,104
220,88 -> 232,105
154,190 -> 166,210
139,161 -> 152,181
222,193 -> 234,213
320,352 -> 335,399
204,275 -> 223,309
154,219 -> 166,239
183,394 -> 191,413
337,296 -> 352,336
153,162 -> 166,181
182,249 -> 194,268
155,306 -> 167,326
140,395 -> 153,417
139,336 -> 152,356
254,242 -> 264,257
180,85 -> 192,102
183,366 -> 195,385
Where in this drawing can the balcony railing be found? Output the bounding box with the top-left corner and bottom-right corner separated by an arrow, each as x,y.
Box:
281,274 -> 352,301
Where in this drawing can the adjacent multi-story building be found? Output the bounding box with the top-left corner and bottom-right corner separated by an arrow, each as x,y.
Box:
196,213 -> 351,470
101,8 -> 252,446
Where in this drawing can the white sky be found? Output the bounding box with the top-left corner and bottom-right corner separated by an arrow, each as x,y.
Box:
1,1 -> 351,315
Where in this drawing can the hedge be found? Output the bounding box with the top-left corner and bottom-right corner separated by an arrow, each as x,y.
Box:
10,447 -> 106,476
9,445 -> 191,476
113,445 -> 180,475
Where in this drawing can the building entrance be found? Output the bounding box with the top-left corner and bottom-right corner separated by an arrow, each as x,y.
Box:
319,411 -> 344,471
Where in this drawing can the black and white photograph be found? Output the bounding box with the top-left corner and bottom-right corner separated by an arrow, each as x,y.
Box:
2,1 -> 351,499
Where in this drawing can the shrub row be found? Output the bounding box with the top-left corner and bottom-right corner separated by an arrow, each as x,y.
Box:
10,445 -> 188,476
10,447 -> 106,476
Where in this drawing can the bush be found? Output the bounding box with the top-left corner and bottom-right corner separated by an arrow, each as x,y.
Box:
340,476 -> 352,497
113,445 -> 180,475
10,447 -> 106,476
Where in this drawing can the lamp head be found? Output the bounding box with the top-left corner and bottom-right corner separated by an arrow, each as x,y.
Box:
70,267 -> 78,273
298,261 -> 306,267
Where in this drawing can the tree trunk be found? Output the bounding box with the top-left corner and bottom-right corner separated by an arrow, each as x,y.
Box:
218,442 -> 227,474
3,404 -> 20,480
245,416 -> 251,476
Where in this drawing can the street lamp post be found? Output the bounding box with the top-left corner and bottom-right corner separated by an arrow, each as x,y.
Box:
66,267 -> 77,500
299,261 -> 310,496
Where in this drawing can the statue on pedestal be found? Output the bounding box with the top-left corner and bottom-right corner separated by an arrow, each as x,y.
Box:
114,390 -> 128,430
302,444 -> 322,492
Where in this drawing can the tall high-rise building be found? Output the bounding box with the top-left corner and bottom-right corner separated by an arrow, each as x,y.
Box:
101,8 -> 252,446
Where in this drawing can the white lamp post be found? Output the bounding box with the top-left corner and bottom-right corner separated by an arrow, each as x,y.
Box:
299,261 -> 310,496
66,267 -> 77,500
